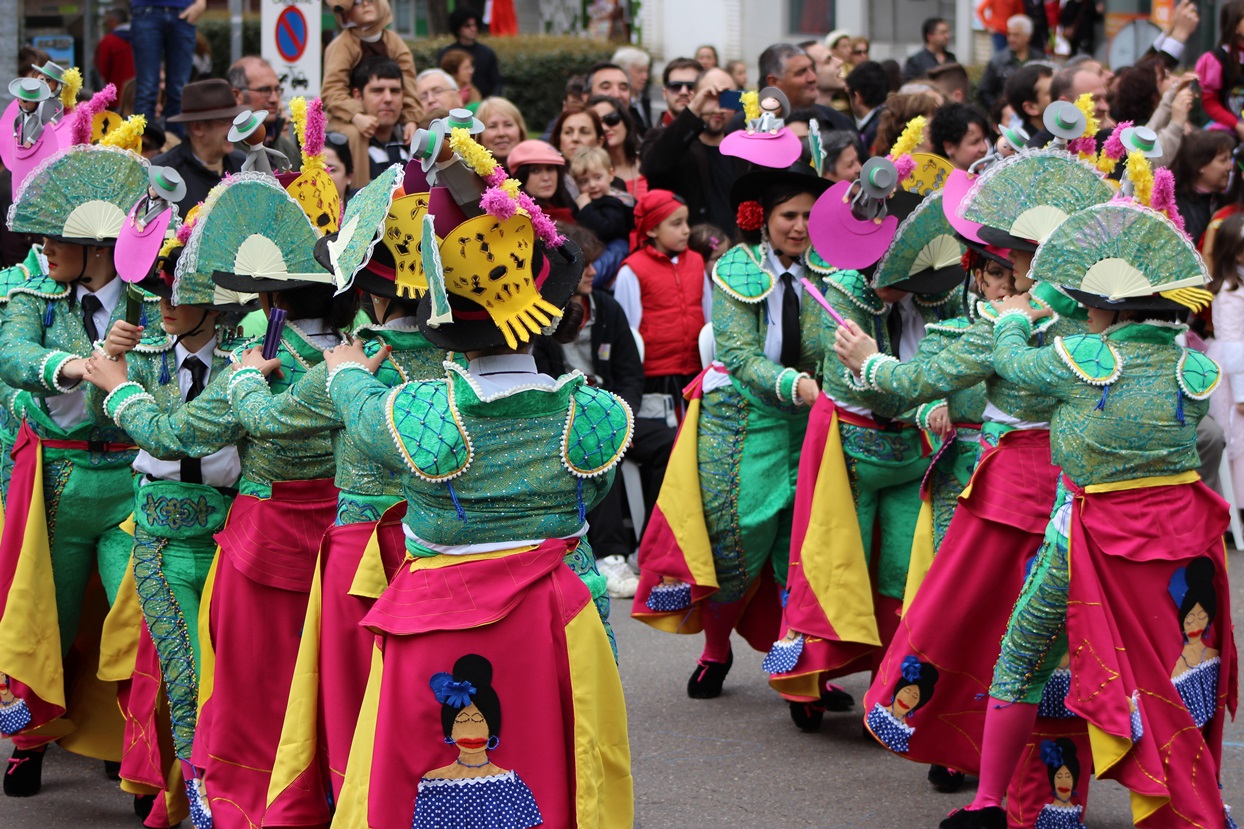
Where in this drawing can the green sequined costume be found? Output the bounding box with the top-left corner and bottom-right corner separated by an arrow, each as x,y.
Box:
987,317 -> 1213,703
706,244 -> 824,601
0,246 -> 49,506
813,253 -> 962,598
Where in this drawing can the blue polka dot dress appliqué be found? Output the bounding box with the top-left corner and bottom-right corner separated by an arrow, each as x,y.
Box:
411,770 -> 543,829
1172,657 -> 1219,728
1038,668 -> 1074,719
866,702 -> 913,753
1035,803 -> 1086,829
0,695 -> 31,735
646,580 -> 691,612
761,634 -> 804,675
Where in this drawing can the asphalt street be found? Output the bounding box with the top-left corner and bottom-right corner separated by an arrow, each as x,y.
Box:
1,551 -> 1241,828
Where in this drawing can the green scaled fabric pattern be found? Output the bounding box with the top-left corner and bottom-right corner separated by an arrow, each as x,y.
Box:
1030,202 -> 1206,297
562,385 -> 633,477
8,146 -> 148,241
1054,333 -> 1123,386
872,192 -> 963,289
1177,349 -> 1222,400
176,174 -> 326,300
712,244 -> 776,303
328,163 -> 402,294
925,316 -> 973,336
961,149 -> 1111,240
822,266 -> 883,313
387,379 -> 471,481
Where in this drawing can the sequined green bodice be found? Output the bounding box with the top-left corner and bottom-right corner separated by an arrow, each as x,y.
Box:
331,364 -> 634,550
993,318 -> 1212,483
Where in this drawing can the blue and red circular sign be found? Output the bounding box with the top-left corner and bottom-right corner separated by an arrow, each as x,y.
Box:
275,6 -> 308,63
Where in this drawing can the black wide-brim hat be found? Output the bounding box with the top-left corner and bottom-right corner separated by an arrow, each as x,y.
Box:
976,224 -> 1038,253
1061,287 -> 1185,313
212,271 -> 327,294
143,247 -> 258,314
415,237 -> 585,352
957,233 -> 1014,270
888,264 -> 967,295
730,163 -> 832,210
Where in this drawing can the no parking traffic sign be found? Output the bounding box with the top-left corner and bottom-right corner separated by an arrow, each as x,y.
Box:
263,0 -> 321,104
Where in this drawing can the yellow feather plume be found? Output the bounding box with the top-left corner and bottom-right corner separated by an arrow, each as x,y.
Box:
60,67 -> 82,109
1074,92 -> 1098,139
448,127 -> 499,177
741,90 -> 760,123
289,97 -> 308,158
1159,286 -> 1214,312
888,116 -> 926,161
100,114 -> 146,153
1125,150 -> 1154,206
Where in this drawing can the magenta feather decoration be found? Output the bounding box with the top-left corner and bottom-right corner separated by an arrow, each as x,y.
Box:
893,154 -> 915,184
70,84 -> 118,146
514,190 -> 564,246
175,221 -> 194,243
1101,120 -> 1132,162
1150,168 -> 1186,233
480,187 -> 518,220
1067,136 -> 1096,157
304,98 -> 326,157
485,167 -> 508,187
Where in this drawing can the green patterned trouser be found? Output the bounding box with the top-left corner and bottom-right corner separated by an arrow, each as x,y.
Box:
563,539 -> 616,662
840,423 -> 928,599
131,480 -> 230,760
699,383 -> 807,603
990,477 -> 1073,704
43,451 -> 136,654
930,430 -> 982,552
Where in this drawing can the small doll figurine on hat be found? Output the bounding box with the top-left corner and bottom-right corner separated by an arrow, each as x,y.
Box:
115,166 -> 187,283
7,78 -> 54,148
719,86 -> 803,169
229,109 -> 292,175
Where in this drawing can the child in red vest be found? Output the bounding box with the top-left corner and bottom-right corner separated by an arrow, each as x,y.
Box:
614,189 -> 707,418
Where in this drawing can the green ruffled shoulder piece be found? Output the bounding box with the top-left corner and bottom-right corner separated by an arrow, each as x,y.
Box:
805,247 -> 836,275
132,330 -> 175,354
1054,334 -> 1122,386
387,379 -> 472,482
976,298 -> 1057,335
925,316 -> 973,336
823,268 -> 883,313
562,384 -> 634,478
220,333 -> 258,361
5,249 -> 67,301
1177,349 -> 1221,400
360,331 -> 439,388
712,244 -> 775,303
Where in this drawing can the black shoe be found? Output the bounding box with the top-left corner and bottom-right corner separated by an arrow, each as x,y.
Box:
686,651 -> 733,699
928,765 -> 966,793
939,806 -> 1006,829
789,700 -> 824,732
821,684 -> 855,711
3,746 -> 45,797
134,793 -> 155,821
104,759 -> 122,781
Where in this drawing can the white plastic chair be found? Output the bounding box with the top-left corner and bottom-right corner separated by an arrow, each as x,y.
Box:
698,323 -> 716,369
1218,452 -> 1243,549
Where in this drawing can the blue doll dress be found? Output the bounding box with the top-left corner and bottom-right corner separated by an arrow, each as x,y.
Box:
866,702 -> 914,753
1035,803 -> 1086,829
1172,656 -> 1220,728
411,770 -> 543,829
1038,667 -> 1074,719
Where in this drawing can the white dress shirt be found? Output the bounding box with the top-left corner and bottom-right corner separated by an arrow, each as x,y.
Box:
45,278 -> 124,430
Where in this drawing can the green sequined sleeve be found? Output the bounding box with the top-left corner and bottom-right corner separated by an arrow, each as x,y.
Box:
0,293 -> 79,393
991,314 -> 1075,397
228,362 -> 338,440
819,299 -> 909,415
871,321 -> 994,406
329,367 -> 408,473
712,286 -> 806,407
109,371 -> 247,460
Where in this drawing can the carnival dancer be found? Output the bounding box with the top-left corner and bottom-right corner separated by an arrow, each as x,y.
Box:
833,144 -> 1113,814
86,219 -> 255,827
83,174 -> 353,829
0,142 -> 150,796
631,90 -> 830,701
323,125 -> 634,829
0,244 -> 50,505
758,117 -> 960,732
940,198 -> 1237,829
223,164 -> 447,822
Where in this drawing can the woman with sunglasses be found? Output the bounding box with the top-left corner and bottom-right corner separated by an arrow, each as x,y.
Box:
588,94 -> 647,200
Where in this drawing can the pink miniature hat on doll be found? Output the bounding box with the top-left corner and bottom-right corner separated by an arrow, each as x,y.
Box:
809,157 -> 908,270
942,168 -> 986,244
719,86 -> 803,169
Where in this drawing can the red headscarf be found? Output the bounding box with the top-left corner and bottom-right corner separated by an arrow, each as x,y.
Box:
633,189 -> 685,246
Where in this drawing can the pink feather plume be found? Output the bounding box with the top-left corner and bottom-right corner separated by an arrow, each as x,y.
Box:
1150,168 -> 1186,233
70,84 -> 117,146
1101,120 -> 1132,161
893,154 -> 915,184
480,187 -> 518,221
1067,136 -> 1096,157
175,221 -> 194,243
304,98 -> 326,157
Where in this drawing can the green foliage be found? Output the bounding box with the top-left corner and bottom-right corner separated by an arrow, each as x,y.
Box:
196,17 -> 263,78
408,35 -> 615,132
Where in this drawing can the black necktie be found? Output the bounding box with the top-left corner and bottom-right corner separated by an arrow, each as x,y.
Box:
886,304 -> 904,357
180,356 -> 207,484
779,273 -> 801,368
80,294 -> 102,344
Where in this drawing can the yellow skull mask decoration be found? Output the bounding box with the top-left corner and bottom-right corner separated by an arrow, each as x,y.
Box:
386,192 -> 431,298
287,160 -> 341,236
439,213 -> 564,349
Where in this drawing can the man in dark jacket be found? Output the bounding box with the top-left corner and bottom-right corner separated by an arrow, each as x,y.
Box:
533,226 -> 676,579
641,67 -> 748,236
154,79 -> 246,214
436,7 -> 503,97
902,18 -> 957,82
